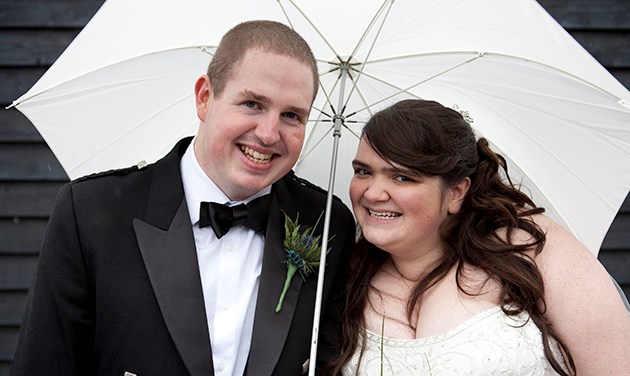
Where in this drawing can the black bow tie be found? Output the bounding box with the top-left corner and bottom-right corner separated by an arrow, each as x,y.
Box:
199,194 -> 271,239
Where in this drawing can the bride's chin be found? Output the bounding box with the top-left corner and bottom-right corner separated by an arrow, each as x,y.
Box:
362,232 -> 393,249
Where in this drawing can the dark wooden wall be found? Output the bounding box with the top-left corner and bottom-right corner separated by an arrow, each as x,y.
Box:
0,2 -> 105,373
0,0 -> 629,373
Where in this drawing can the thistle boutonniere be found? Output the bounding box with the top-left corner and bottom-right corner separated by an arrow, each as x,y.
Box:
275,211 -> 333,313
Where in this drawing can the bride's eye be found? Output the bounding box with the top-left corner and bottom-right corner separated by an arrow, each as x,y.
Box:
394,174 -> 414,182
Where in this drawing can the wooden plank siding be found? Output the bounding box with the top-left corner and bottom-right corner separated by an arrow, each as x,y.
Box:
0,0 -> 628,372
0,1 -> 103,369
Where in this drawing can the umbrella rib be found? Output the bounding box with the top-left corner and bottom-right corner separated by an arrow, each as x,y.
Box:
316,70 -> 343,117
301,109 -> 334,159
280,0 -> 342,60
301,72 -> 341,156
72,93 -> 194,172
342,122 -> 363,140
441,83 -> 615,228
342,1 -> 396,113
278,0 -> 393,121
301,122 -> 361,160
12,46 -> 214,107
364,51 -> 630,104
303,74 -> 362,153
348,0 -> 392,59
303,106 -> 364,149
346,73 -> 383,121
279,1 -> 394,120
296,125 -> 334,166
347,54 -> 483,119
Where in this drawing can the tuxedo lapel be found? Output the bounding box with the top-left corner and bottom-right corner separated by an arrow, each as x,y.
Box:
133,138 -> 213,376
247,185 -> 304,376
134,201 -> 213,376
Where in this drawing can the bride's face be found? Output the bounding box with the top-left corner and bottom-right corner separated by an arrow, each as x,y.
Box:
349,138 -> 463,259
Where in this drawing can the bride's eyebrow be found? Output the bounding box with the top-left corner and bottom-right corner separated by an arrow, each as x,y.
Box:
387,166 -> 413,175
351,159 -> 368,168
351,159 -> 418,177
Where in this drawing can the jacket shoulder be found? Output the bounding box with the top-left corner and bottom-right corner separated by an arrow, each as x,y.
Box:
286,171 -> 328,195
71,162 -> 150,185
284,171 -> 350,212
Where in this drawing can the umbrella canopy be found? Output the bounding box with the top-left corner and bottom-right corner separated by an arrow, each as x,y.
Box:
12,0 -> 630,257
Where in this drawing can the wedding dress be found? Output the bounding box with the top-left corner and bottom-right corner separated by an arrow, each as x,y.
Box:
342,306 -> 564,375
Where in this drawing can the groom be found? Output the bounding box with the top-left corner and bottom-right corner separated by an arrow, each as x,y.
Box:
11,20 -> 355,376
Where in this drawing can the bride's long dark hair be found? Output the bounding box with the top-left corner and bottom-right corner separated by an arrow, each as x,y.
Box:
325,99 -> 575,375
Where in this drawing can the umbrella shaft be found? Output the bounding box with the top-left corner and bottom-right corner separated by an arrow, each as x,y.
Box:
308,67 -> 349,376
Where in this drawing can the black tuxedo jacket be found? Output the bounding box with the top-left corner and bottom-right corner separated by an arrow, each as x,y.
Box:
11,138 -> 356,376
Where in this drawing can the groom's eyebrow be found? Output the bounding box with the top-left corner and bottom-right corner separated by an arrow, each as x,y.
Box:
241,89 -> 309,122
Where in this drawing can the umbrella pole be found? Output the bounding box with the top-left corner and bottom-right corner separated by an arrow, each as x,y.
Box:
308,68 -> 349,376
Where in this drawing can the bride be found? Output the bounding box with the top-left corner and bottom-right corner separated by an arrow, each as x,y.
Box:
325,99 -> 630,375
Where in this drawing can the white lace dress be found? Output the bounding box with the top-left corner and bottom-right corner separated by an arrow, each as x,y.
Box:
342,306 -> 564,375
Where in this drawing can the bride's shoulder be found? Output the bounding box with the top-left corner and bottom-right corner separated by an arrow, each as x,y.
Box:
499,212 -> 589,261
522,213 -> 592,262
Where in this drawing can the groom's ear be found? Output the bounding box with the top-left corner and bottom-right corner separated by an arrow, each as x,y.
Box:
194,74 -> 213,122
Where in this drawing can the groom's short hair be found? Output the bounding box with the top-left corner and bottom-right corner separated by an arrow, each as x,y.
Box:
206,20 -> 318,102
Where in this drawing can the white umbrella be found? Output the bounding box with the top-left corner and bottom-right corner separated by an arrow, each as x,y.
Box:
11,0 -> 630,256
10,0 -> 630,371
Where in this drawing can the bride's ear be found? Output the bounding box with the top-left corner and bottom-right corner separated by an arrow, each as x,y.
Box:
447,177 -> 470,214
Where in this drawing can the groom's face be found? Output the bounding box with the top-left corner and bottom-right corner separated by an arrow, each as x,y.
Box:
193,48 -> 314,200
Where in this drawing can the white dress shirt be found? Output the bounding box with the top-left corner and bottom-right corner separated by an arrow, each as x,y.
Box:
181,140 -> 270,376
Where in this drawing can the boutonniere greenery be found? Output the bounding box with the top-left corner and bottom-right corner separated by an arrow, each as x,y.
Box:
275,211 -> 333,313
